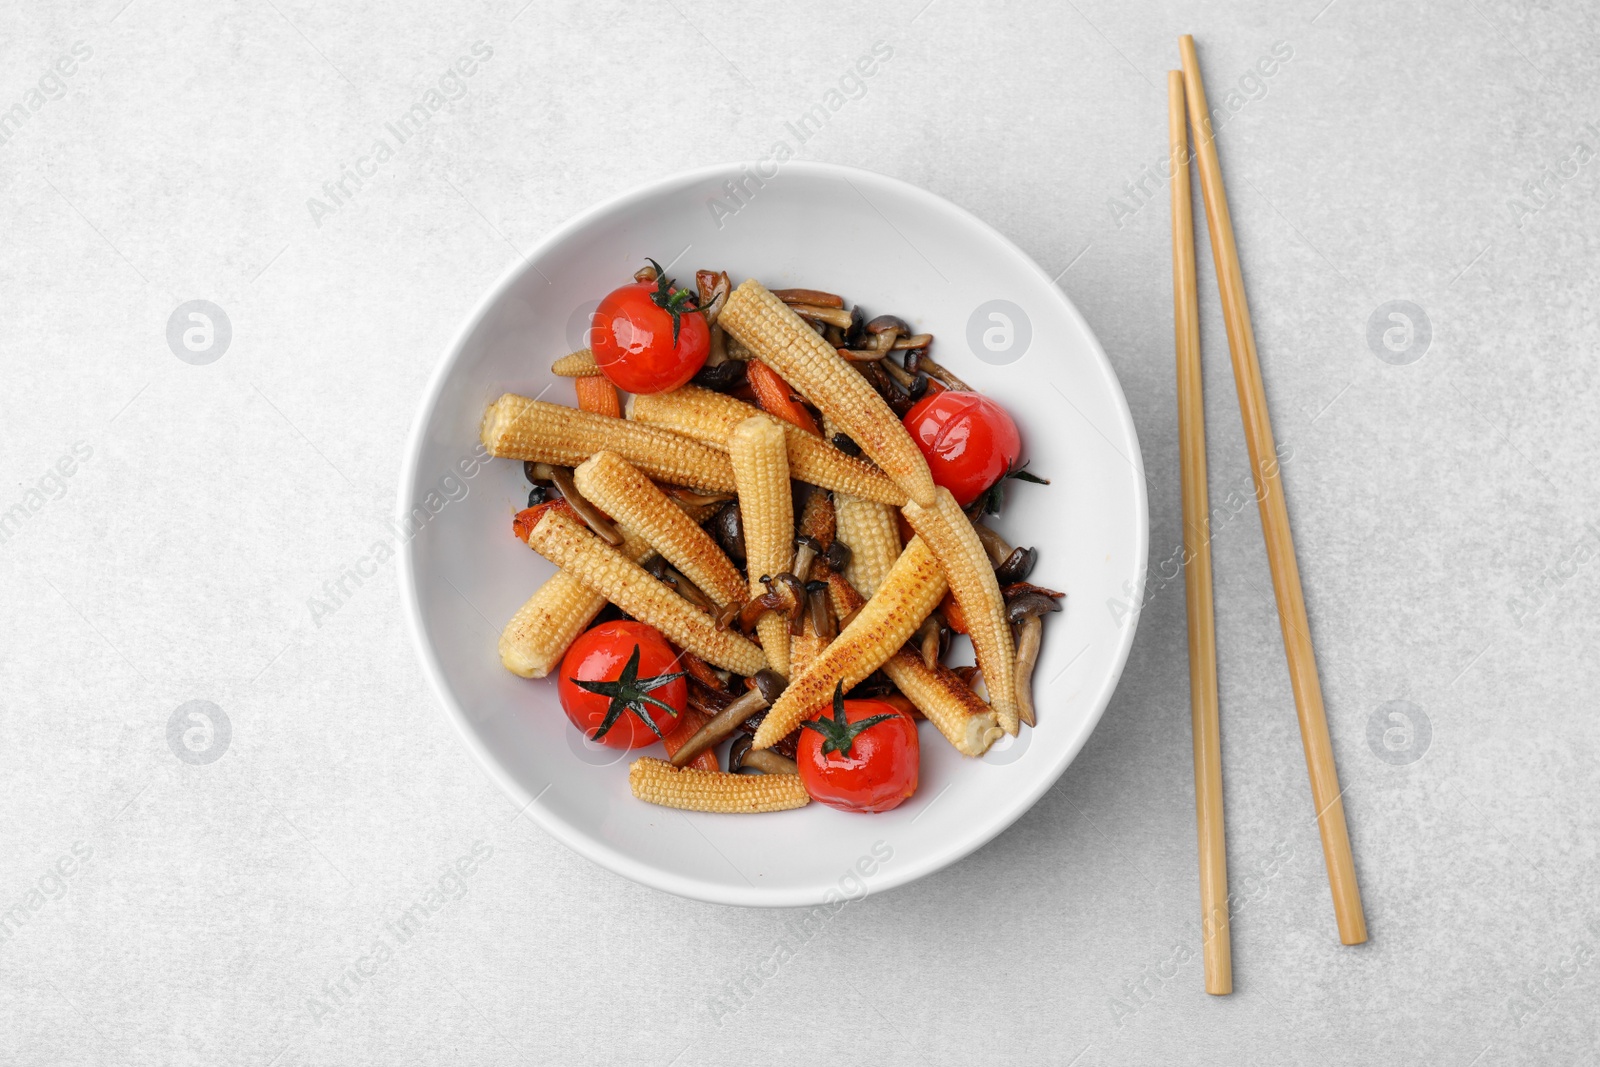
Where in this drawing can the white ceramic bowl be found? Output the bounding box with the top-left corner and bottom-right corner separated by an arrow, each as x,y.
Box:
399,162 -> 1147,907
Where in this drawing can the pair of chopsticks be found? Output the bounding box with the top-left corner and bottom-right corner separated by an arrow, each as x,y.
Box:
1169,36 -> 1368,996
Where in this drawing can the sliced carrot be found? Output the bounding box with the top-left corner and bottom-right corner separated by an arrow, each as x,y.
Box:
574,375 -> 622,419
661,707 -> 719,772
939,587 -> 968,634
512,498 -> 576,542
746,360 -> 820,436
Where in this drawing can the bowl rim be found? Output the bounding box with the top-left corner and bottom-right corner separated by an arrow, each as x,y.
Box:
397,160 -> 1148,908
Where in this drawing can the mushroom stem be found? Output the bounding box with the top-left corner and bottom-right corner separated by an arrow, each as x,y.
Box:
890,333 -> 935,350
806,580 -> 837,642
788,304 -> 855,329
972,522 -> 1014,567
670,670 -> 788,768
661,565 -> 715,613
771,288 -> 844,308
905,350 -> 971,391
548,467 -> 623,545
729,734 -> 800,775
836,348 -> 892,363
790,535 -> 823,584
1015,614 -> 1043,728
879,358 -> 917,390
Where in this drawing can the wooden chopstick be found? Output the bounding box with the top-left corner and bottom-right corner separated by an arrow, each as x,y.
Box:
1178,35 -> 1368,946
1168,70 -> 1233,994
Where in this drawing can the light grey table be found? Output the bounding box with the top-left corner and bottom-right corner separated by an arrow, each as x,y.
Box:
3,1 -> 1596,1063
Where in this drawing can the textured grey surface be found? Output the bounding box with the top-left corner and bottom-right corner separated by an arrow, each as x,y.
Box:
2,0 -> 1597,1063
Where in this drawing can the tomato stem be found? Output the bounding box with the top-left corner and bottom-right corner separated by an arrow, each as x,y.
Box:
800,681 -> 896,757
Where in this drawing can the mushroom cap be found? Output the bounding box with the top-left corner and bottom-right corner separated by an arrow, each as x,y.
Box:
864,313 -> 909,335
752,669 -> 788,705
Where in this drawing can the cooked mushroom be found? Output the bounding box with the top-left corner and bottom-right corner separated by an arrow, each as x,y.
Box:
805,579 -> 837,641
972,522 -> 1014,567
660,565 -> 716,613
736,572 -> 806,635
789,304 -> 855,330
547,467 -> 623,545
831,432 -> 861,457
864,314 -> 909,352
1014,613 -> 1046,729
671,669 -> 789,767
692,359 -> 747,391
996,546 -> 1038,584
891,333 -> 934,350
1005,589 -> 1063,626
524,461 -> 560,486
836,347 -> 892,363
879,356 -> 917,390
860,362 -> 915,417
525,485 -> 549,508
709,502 -> 745,564
771,288 -> 844,309
913,614 -> 943,668
633,263 -> 658,283
791,534 -> 824,583
904,349 -> 971,391
729,733 -> 801,775
695,270 -> 731,326
823,538 -> 852,575
908,371 -> 930,402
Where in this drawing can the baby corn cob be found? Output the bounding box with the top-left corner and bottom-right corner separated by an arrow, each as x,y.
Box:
551,349 -> 601,376
753,536 -> 947,749
720,279 -> 936,507
882,650 -> 1003,757
628,387 -> 905,505
573,451 -> 747,608
628,758 -> 810,813
526,510 -> 767,675
499,520 -> 656,677
728,416 -> 794,677
835,494 -> 902,596
790,627 -> 827,679
903,487 -> 1021,734
821,414 -> 900,596
482,394 -> 736,493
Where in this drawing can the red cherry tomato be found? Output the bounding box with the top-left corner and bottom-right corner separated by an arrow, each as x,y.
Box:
797,686 -> 919,813
591,276 -> 709,394
557,621 -> 687,749
902,391 -> 1023,508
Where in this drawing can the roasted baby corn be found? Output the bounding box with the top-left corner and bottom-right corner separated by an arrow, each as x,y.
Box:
482,394 -> 736,493
754,535 -> 947,749
628,757 -> 810,813
498,535 -> 654,678
882,651 -> 1003,757
820,415 -> 901,596
573,451 -> 747,608
834,495 -> 901,596
903,487 -> 1021,735
551,349 -> 601,377
525,510 -> 767,675
720,279 -> 936,508
627,387 -> 905,505
789,627 -> 827,679
728,416 -> 794,677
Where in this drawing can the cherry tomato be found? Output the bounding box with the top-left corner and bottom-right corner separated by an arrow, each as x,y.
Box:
557,621 -> 687,749
797,684 -> 919,813
590,267 -> 709,394
902,390 -> 1023,508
